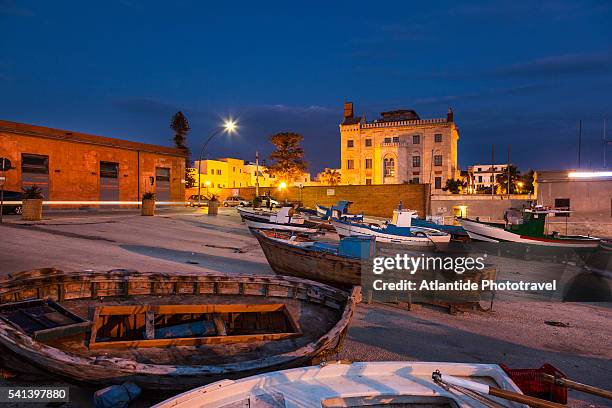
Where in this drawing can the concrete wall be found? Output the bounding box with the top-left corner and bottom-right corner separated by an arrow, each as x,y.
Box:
537,171 -> 612,237
430,194 -> 533,224
0,130 -> 185,202
220,183 -> 429,218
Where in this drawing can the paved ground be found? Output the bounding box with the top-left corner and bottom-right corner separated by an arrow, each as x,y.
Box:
0,208 -> 610,407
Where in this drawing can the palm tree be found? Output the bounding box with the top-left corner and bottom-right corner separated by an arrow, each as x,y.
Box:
320,168 -> 341,186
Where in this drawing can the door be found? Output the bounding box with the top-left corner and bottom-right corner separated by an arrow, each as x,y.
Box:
155,167 -> 170,203
21,154 -> 49,199
100,162 -> 119,202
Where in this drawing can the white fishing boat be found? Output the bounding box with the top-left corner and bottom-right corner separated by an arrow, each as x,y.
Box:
153,361 -> 530,408
459,208 -> 600,249
316,200 -> 364,221
240,206 -> 322,233
331,208 -> 451,247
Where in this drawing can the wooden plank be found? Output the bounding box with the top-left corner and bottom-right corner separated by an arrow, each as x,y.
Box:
96,303 -> 287,315
212,314 -> 227,336
88,332 -> 301,350
144,310 -> 154,340
88,307 -> 101,346
33,321 -> 92,342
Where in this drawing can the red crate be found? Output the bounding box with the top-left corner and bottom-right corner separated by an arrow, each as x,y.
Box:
500,363 -> 568,404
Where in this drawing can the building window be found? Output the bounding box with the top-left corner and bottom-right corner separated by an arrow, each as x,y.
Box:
217,169 -> 222,175
365,179 -> 372,185
413,156 -> 421,168
21,154 -> 48,174
478,175 -> 483,183
478,167 -> 482,172
435,177 -> 442,189
233,167 -> 236,172
435,133 -> 442,143
347,159 -> 354,169
384,137 -> 391,143
383,157 -> 395,177
347,139 -> 354,148
554,198 -> 570,217
100,161 -> 119,178
218,184 -> 222,188
392,136 -> 400,143
412,177 -> 420,184
365,138 -> 372,147
365,158 -> 372,169
434,155 -> 443,166
413,135 -> 420,144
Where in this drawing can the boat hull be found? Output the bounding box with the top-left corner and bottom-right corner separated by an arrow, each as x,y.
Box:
459,219 -> 600,249
331,219 -> 450,247
0,269 -> 359,391
251,229 -> 363,287
243,216 -> 320,233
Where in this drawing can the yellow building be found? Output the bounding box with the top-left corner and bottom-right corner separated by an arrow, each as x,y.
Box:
191,157 -> 314,195
340,102 -> 459,191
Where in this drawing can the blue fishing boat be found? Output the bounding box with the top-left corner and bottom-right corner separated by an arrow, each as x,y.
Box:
316,200 -> 364,221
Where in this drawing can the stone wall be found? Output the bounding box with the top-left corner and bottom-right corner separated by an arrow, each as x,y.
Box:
430,194 -> 533,224
220,183 -> 429,218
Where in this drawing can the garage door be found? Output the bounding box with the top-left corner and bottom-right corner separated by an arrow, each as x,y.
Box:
156,167 -> 170,203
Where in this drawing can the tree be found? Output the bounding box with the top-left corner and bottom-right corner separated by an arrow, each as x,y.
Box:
495,165 -> 520,194
170,111 -> 195,188
266,132 -> 308,183
443,178 -> 466,194
519,170 -> 535,194
320,168 -> 341,186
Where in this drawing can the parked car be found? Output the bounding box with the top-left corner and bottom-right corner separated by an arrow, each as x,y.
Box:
254,195 -> 281,208
186,194 -> 212,207
0,190 -> 23,215
223,196 -> 249,207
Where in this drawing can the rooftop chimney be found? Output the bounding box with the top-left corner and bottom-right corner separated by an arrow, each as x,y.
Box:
447,107 -> 454,122
344,102 -> 354,119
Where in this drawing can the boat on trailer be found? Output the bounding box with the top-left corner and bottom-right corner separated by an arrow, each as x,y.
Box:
331,208 -> 451,248
458,207 -> 600,249
239,206 -> 323,233
153,361 -> 531,408
250,228 -> 374,287
0,268 -> 359,391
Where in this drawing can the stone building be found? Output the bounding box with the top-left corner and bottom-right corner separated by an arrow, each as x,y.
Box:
339,102 -> 459,191
467,163 -> 509,192
0,120 -> 186,202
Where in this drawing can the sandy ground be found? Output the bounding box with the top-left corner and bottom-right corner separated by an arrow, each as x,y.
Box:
0,208 -> 610,407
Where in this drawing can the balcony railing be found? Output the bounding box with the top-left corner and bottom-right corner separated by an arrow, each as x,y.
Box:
362,118 -> 448,129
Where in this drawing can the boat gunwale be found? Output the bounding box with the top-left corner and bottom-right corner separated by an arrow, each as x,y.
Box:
0,269 -> 361,379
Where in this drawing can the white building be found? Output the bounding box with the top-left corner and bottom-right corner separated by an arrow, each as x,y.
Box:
467,164 -> 508,192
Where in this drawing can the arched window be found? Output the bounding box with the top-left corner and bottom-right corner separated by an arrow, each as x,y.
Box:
383,157 -> 395,177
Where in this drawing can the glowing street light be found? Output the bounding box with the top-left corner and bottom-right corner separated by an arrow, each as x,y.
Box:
197,118 -> 238,206
278,181 -> 287,191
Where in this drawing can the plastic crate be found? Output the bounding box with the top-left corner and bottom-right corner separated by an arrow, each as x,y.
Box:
500,363 -> 568,404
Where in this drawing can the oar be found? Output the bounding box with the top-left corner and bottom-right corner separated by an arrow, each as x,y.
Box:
541,373 -> 612,400
432,370 -> 566,408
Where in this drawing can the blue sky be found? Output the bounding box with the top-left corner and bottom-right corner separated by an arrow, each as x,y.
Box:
1,1 -> 611,173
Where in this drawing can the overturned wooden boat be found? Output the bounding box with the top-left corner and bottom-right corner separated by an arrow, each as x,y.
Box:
0,268 -> 360,391
153,361 -> 530,408
251,228 -> 374,287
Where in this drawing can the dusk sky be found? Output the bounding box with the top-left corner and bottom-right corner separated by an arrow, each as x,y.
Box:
1,1 -> 611,174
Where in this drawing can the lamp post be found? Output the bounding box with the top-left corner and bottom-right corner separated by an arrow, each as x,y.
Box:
197,119 -> 237,206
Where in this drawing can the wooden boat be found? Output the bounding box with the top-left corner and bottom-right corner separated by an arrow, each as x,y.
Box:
251,228 -> 374,287
239,206 -> 323,233
459,207 -> 600,249
0,268 -> 360,391
153,361 -> 530,408
331,208 -> 451,248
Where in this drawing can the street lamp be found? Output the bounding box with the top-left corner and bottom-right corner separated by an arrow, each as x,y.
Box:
197,119 -> 238,206
205,180 -> 211,196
